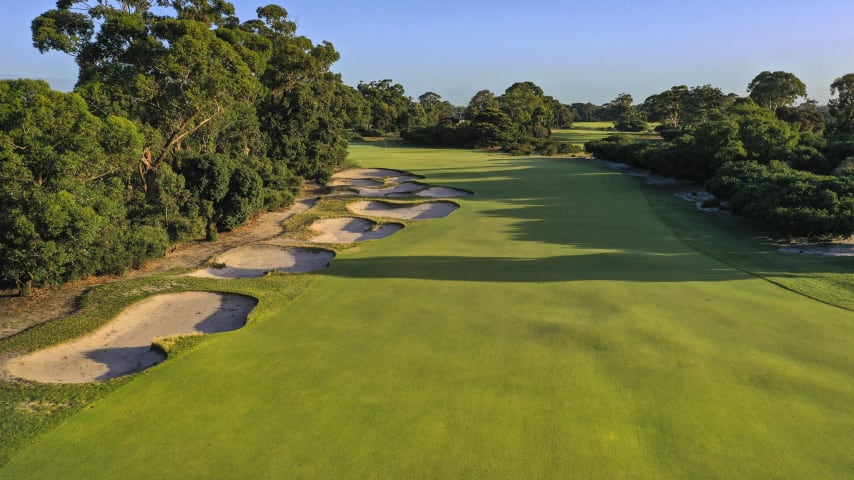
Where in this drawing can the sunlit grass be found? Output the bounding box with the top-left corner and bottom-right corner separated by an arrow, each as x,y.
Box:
1,146 -> 852,479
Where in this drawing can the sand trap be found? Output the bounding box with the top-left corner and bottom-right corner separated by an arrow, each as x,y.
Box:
415,186 -> 473,198
356,181 -> 428,197
188,245 -> 335,279
5,292 -> 257,383
347,200 -> 459,220
308,217 -> 403,243
328,178 -> 384,188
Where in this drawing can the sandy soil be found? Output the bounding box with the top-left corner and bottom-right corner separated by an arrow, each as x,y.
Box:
188,246 -> 335,279
347,200 -> 459,220
308,217 -> 403,243
4,292 -> 257,383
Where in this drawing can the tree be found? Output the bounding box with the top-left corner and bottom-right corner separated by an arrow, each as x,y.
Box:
418,92 -> 455,126
464,89 -> 499,120
829,73 -> 854,133
32,0 -> 263,196
253,5 -> 349,184
357,79 -> 415,133
0,80 -> 156,294
747,71 -> 807,111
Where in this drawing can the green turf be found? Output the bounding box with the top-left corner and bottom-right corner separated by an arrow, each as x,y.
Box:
551,128 -> 659,145
2,146 -> 853,479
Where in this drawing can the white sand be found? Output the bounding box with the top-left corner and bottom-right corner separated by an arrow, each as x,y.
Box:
4,292 -> 257,383
356,181 -> 427,197
415,186 -> 473,198
188,245 -> 335,279
308,217 -> 403,243
347,200 -> 459,220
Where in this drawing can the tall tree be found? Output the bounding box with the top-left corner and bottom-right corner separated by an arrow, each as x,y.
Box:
464,89 -> 499,120
829,73 -> 854,134
747,71 -> 807,111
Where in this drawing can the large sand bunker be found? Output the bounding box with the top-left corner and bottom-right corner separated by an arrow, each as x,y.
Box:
4,292 -> 257,383
347,200 -> 459,220
188,245 -> 335,279
308,217 -> 403,243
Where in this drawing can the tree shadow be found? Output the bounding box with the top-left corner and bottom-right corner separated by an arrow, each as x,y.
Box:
324,253 -> 742,283
86,346 -> 166,381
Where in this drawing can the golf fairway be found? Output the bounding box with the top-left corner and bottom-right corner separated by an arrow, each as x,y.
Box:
2,147 -> 853,479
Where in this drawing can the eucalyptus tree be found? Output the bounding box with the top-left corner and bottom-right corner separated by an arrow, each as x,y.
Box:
0,80 -> 161,295
464,89 -> 499,120
418,92 -> 456,126
357,79 -> 416,133
32,0 -> 263,195
251,4 -> 349,184
829,73 -> 854,134
747,71 -> 807,111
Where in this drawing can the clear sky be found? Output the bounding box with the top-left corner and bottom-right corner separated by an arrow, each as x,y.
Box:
2,0 -> 853,106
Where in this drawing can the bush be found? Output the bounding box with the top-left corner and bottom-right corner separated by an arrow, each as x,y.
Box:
615,118 -> 648,132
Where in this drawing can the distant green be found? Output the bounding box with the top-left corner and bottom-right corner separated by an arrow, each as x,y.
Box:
2,145 -> 852,479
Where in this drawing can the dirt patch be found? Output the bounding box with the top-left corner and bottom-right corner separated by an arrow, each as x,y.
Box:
308,217 -> 403,243
188,246 -> 335,279
4,292 -> 257,383
347,200 -> 459,220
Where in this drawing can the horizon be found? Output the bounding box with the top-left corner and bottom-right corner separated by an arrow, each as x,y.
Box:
2,1 -> 853,106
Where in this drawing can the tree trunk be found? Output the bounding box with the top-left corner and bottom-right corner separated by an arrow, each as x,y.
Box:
18,276 -> 33,297
205,220 -> 218,242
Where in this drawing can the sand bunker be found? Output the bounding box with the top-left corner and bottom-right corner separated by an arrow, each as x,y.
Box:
188,245 -> 335,279
5,292 -> 257,383
308,217 -> 403,243
347,200 -> 459,220
328,178 -> 384,188
415,186 -> 473,198
356,181 -> 428,197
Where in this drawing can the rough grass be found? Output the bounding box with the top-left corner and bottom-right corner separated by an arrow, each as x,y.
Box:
1,145 -> 853,479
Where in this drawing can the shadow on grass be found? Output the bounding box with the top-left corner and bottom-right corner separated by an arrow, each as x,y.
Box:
341,156 -> 851,286
324,253 -> 741,283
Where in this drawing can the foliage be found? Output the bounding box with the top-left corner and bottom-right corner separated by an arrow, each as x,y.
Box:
747,70 -> 807,111
6,1 -> 348,292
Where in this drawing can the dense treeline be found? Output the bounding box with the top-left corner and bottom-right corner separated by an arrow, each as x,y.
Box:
399,81 -> 579,154
586,72 -> 854,238
0,1 -> 361,295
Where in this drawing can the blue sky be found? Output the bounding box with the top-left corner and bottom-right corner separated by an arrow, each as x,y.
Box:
2,0 -> 853,106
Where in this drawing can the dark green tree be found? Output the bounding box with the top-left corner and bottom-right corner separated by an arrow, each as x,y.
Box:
747,71 -> 807,111
829,73 -> 854,133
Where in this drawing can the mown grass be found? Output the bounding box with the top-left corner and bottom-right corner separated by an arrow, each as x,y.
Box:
551,128 -> 660,145
1,145 -> 853,479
